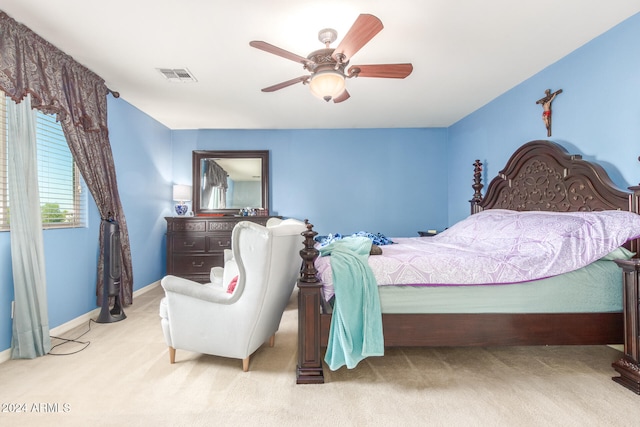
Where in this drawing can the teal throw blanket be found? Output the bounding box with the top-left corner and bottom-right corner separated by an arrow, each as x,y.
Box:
320,236 -> 384,370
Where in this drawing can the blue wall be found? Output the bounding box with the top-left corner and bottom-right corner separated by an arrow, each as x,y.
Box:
0,219 -> 13,350
447,12 -> 640,224
171,128 -> 450,237
108,97 -> 173,289
2,11 -> 640,355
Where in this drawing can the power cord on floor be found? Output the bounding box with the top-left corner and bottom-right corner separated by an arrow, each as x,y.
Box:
47,319 -> 94,356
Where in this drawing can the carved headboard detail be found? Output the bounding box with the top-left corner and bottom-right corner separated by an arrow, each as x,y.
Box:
477,140 -> 631,212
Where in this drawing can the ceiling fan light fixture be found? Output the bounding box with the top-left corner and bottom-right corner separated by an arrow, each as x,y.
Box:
250,14 -> 411,103
309,70 -> 345,102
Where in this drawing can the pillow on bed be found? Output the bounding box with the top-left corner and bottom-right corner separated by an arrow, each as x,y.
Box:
434,209 -> 640,265
600,247 -> 635,261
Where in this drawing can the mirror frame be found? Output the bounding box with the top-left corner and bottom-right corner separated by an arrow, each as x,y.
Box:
192,150 -> 269,216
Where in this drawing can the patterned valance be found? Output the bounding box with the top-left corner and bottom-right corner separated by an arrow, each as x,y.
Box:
0,11 -> 108,132
204,159 -> 229,190
0,10 -> 134,306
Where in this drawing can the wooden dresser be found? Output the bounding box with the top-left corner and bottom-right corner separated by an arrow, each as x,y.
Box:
165,216 -> 277,283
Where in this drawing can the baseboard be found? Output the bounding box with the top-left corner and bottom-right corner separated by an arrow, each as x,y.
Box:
0,280 -> 160,364
134,280 -> 161,296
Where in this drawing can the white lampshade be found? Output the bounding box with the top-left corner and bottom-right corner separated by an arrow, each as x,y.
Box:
309,70 -> 345,102
172,184 -> 191,202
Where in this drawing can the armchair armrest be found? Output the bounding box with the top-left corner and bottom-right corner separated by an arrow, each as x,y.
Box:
210,266 -> 224,285
161,275 -> 233,305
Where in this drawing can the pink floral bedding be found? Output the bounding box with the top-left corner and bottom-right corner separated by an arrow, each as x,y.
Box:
317,209 -> 640,301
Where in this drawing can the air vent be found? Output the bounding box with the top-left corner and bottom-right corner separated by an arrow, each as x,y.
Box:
156,68 -> 197,83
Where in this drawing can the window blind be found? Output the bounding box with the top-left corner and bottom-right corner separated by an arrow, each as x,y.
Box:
0,93 -> 87,230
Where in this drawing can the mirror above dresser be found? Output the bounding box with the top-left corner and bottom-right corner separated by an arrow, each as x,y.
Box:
192,150 -> 269,216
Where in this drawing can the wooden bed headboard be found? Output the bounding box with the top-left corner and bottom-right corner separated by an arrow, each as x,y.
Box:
471,140 -> 637,213
470,140 -> 640,253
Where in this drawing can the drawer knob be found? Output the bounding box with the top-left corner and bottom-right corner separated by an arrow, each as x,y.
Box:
183,241 -> 196,247
218,241 -> 230,247
191,261 -> 205,268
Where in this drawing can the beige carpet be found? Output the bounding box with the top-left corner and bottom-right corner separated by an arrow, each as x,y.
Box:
1,284 -> 639,426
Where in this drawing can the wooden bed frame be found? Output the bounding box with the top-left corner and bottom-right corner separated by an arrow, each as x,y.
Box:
296,140 -> 640,384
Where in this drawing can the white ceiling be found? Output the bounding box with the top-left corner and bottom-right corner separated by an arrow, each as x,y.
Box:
1,1 -> 639,130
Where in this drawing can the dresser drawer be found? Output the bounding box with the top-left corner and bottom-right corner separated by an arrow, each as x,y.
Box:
207,234 -> 231,252
172,254 -> 221,275
172,235 -> 206,253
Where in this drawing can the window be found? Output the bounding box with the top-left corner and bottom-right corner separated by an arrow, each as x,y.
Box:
0,93 -> 87,230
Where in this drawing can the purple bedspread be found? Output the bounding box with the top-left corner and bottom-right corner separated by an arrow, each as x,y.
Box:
316,209 -> 640,301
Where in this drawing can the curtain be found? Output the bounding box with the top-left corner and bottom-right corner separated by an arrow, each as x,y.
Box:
211,187 -> 226,209
0,11 -> 134,305
202,159 -> 228,209
61,122 -> 133,305
7,94 -> 52,359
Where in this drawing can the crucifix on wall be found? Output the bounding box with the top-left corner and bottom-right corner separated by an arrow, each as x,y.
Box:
536,88 -> 562,137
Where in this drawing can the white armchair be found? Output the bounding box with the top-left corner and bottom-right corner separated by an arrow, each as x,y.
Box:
159,218 -> 306,371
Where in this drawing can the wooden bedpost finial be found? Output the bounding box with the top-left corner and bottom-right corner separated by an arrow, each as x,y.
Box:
470,160 -> 484,214
299,220 -> 319,283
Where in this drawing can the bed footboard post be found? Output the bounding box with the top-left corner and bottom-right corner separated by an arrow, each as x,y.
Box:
296,220 -> 325,384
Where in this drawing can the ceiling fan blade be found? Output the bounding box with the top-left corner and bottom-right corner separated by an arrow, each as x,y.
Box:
250,41 -> 314,66
261,76 -> 310,92
348,64 -> 413,79
333,90 -> 350,103
332,14 -> 383,62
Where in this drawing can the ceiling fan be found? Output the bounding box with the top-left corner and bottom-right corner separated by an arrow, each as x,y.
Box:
249,14 -> 413,103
